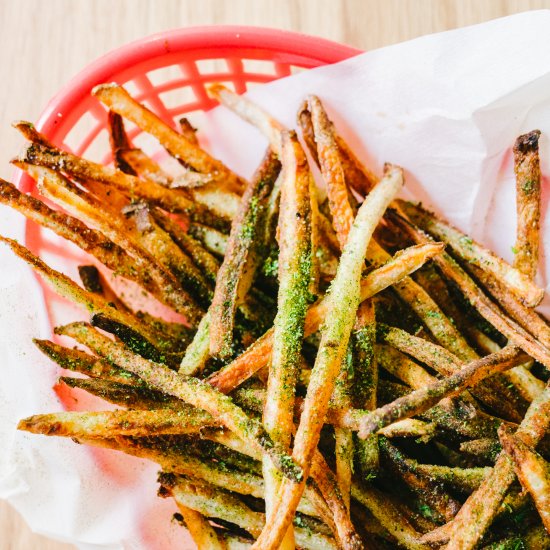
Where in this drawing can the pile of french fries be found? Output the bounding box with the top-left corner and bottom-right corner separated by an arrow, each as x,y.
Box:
3,80 -> 549,549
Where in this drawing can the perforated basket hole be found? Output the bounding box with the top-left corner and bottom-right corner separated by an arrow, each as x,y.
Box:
131,130 -> 165,158
195,58 -> 230,75
158,86 -> 197,110
80,128 -> 111,164
147,64 -> 186,87
63,111 -> 101,154
242,58 -> 278,76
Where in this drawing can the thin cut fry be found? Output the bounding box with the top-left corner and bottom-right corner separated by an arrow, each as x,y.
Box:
513,130 -> 542,280
253,165 -> 403,550
356,345 -> 527,438
210,150 -> 280,358
173,501 -> 227,550
263,131 -> 312,546
397,199 -> 544,306
93,84 -> 244,193
499,427 -> 550,532
445,381 -> 550,549
56,322 -> 303,483
208,241 -> 443,394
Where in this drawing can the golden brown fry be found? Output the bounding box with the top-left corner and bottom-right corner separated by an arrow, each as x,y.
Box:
0,236 -> 182,348
263,132 -> 312,544
391,210 -> 550,371
93,84 -> 244,193
499,427 -> 550,532
302,95 -> 354,247
20,163 -> 203,323
56,322 -> 303,483
356,346 -> 527,438
107,111 -> 132,163
208,241 -> 444,394
254,165 -> 403,550
207,83 -> 284,154
174,502 -> 227,550
445,381 -> 550,550
178,117 -> 199,145
210,150 -> 280,358
513,130 -> 542,280
0,178 -> 141,289
397,199 -> 544,306
18,408 -> 218,439
117,148 -> 171,185
17,142 -> 230,231
34,339 -> 138,385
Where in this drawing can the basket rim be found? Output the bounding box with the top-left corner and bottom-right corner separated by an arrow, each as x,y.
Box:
34,25 -> 362,138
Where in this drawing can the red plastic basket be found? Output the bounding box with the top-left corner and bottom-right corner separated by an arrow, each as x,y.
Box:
13,25 -> 360,348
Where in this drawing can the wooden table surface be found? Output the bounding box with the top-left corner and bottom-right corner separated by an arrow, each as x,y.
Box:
1,0 -> 549,548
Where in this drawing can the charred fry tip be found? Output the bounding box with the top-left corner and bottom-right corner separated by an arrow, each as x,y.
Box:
514,129 -> 541,154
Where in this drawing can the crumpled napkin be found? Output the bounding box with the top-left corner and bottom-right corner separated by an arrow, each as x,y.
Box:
2,10 -> 550,549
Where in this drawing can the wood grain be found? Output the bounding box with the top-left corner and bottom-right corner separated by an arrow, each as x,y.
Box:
1,0 -> 549,548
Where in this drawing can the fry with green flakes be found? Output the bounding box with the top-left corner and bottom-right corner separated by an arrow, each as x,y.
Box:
55,321 -> 303,483
499,427 -> 550,532
262,130 -> 312,546
253,164 -> 403,550
513,130 -> 542,281
208,241 -> 444,394
397,199 -> 544,306
209,150 -> 280,359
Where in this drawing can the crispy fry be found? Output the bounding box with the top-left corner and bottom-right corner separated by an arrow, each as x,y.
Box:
173,502 -> 227,550
34,338 -> 138,385
207,84 -> 284,154
391,209 -> 550,371
159,474 -> 337,550
17,142 -> 230,231
263,132 -> 312,544
208,241 -> 443,394
56,322 -> 303,483
116,148 -> 171,185
107,111 -> 133,171
77,264 -> 129,311
18,408 -> 218,438
253,165 -> 403,550
93,84 -> 244,193
210,150 -> 280,358
0,236 -> 184,346
19,163 -> 203,322
356,346 -> 527,438
397,199 -> 544,306
0,178 -> 141,289
380,437 -> 460,522
513,130 -> 542,280
499,427 -> 550,532
178,117 -> 199,145
445,381 -> 550,549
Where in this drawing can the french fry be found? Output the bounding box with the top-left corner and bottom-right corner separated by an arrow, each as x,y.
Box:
77,264 -> 130,312
499,427 -> 550,532
159,474 -> 338,550
513,130 -> 542,281
397,199 -> 544,306
173,502 -> 227,550
55,322 -> 303,483
210,150 -> 280,358
34,338 -> 139,385
207,84 -> 284,154
0,236 -> 185,347
93,84 -> 245,194
253,165 -> 403,550
116,148 -> 171,185
18,163 -> 204,322
390,209 -> 550,371
17,141 -> 231,231
445,381 -> 550,549
208,241 -> 443,394
356,345 -> 527,438
380,437 -> 461,522
178,117 -> 199,145
18,408 -> 218,438
0,178 -> 142,290
262,131 -> 312,546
